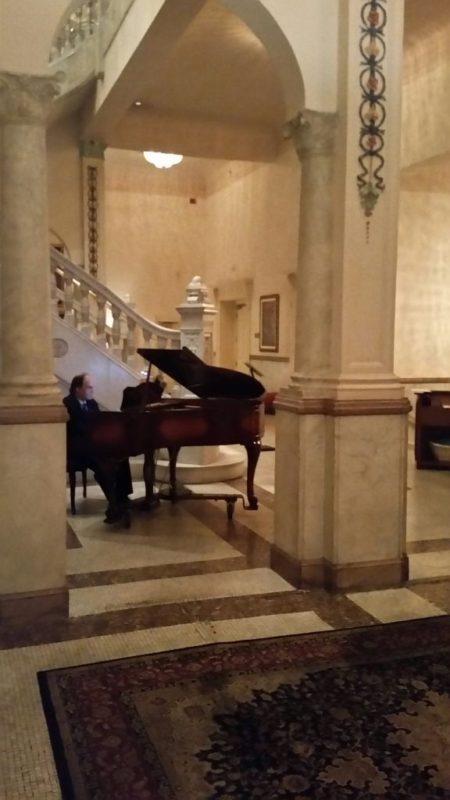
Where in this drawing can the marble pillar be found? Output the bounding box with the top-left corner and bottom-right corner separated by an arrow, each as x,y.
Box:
273,112 -> 337,585
0,72 -> 61,403
273,23 -> 409,592
289,110 -> 337,390
0,72 -> 68,626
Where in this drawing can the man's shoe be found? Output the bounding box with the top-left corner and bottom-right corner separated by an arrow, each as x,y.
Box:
117,495 -> 132,506
104,507 -> 122,524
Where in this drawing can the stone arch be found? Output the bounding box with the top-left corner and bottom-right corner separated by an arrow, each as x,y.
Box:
219,0 -> 305,120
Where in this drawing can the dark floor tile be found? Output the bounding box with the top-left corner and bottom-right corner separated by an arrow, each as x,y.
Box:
68,556 -> 248,589
66,523 -> 82,549
408,538 -> 450,554
185,499 -> 271,567
410,581 -> 450,612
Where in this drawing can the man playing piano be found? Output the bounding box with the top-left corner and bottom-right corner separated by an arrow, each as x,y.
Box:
63,373 -> 133,523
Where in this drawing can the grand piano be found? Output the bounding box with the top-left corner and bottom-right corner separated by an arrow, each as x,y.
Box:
87,347 -> 266,519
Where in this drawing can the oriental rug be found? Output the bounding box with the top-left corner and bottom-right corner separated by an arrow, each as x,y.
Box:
39,616 -> 450,800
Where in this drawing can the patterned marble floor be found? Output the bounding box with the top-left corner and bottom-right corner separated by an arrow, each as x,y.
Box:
3,419 -> 450,798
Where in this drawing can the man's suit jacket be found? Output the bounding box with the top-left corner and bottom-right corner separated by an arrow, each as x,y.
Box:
63,395 -> 99,467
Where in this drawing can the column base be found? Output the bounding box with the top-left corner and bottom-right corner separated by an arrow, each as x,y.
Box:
0,378 -> 62,407
271,546 -> 409,590
0,586 -> 69,627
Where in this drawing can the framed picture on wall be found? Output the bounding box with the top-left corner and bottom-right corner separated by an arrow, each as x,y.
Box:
259,294 -> 279,352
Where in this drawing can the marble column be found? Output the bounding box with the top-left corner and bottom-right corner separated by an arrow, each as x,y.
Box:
0,72 -> 68,627
289,110 -> 338,391
0,72 -> 62,404
273,110 -> 338,586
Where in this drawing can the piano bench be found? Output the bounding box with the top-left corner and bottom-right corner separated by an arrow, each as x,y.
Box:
67,468 -> 88,515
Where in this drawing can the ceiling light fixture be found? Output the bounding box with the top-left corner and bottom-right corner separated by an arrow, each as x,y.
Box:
143,151 -> 183,169
134,100 -> 142,107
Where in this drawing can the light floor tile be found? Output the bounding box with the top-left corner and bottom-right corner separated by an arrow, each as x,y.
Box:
409,550 -> 450,580
258,483 -> 275,494
197,611 -> 332,643
348,587 -> 446,623
0,623 -> 205,800
68,484 -> 240,575
69,568 -> 294,617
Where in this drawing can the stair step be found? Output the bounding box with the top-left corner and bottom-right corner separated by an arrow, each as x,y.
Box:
69,568 -> 293,617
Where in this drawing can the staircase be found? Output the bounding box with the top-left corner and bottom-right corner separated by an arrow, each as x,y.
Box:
51,248 -> 246,484
50,247 -> 180,409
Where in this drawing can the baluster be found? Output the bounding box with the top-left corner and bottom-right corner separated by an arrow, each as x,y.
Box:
122,316 -> 138,367
96,295 -> 107,346
143,329 -> 153,349
63,273 -> 75,325
156,335 -> 166,349
79,285 -> 92,337
111,306 -> 122,358
50,262 -> 58,313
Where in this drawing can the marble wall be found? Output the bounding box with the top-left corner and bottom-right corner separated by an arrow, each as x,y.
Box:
395,189 -> 450,378
205,145 -> 301,388
47,117 -> 84,265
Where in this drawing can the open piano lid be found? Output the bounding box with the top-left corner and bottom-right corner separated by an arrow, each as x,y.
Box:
137,347 -> 265,400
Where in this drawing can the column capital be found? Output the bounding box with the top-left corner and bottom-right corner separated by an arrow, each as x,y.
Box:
0,71 -> 61,124
79,140 -> 107,159
284,109 -> 338,159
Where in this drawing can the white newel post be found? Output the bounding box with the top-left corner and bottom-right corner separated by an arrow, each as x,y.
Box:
155,276 -> 246,481
176,276 -> 216,363
174,276 -> 218,467
0,71 -> 68,628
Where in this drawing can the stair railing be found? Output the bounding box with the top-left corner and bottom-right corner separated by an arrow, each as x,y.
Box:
50,247 -> 180,373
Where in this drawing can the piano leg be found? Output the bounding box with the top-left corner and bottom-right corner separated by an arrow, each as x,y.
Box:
134,451 -> 160,511
245,439 -> 261,510
168,447 -> 181,501
143,451 -> 157,506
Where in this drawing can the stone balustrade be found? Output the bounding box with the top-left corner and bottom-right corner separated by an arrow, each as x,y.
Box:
50,247 -> 180,374
50,0 -> 103,62
49,0 -> 133,89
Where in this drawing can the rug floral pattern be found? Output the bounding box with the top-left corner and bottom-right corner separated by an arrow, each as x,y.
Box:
39,619 -> 450,799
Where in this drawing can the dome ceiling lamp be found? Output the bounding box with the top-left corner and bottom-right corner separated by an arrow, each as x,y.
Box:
143,151 -> 184,169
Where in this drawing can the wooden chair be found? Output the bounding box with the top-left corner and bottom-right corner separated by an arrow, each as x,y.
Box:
68,467 -> 88,515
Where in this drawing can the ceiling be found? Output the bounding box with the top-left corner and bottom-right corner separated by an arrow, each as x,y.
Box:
403,0 -> 450,50
401,152 -> 450,194
133,0 -> 284,129
83,0 -> 285,161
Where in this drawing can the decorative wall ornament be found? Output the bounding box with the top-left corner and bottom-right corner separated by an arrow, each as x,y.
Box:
357,0 -> 387,239
52,338 -> 69,358
259,295 -> 279,353
0,71 -> 60,123
283,110 -> 337,159
86,165 -> 99,277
